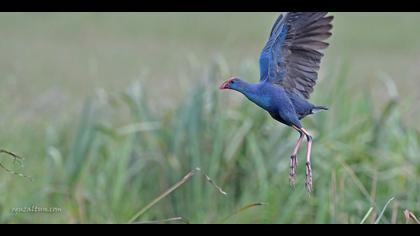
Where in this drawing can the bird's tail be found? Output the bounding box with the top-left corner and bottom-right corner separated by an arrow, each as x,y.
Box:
311,105 -> 329,114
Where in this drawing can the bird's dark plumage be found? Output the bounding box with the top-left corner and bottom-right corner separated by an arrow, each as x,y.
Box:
259,12 -> 333,99
220,12 -> 334,192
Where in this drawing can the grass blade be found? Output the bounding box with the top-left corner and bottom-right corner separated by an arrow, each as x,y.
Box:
374,197 -> 395,224
133,217 -> 189,224
222,202 -> 266,223
360,207 -> 374,224
0,149 -> 24,161
128,169 -> 197,223
128,167 -> 226,224
337,158 -> 373,204
0,149 -> 32,180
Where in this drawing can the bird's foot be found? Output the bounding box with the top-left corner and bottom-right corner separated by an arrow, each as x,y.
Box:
305,162 -> 312,193
289,155 -> 297,188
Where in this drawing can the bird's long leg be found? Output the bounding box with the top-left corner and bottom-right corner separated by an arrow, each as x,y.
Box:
300,128 -> 313,193
289,127 -> 304,188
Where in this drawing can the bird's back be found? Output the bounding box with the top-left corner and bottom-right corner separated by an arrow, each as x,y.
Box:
285,91 -> 314,119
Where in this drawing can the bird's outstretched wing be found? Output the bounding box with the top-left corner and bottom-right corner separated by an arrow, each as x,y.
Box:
259,12 -> 333,99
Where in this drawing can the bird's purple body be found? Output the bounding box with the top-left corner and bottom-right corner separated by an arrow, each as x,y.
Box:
220,12 -> 334,192
228,80 -> 325,129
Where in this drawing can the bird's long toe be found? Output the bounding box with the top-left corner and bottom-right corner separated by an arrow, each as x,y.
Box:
305,162 -> 312,193
289,155 -> 297,188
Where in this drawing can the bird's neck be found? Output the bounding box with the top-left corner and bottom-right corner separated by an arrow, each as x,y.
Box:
234,82 -> 271,109
233,81 -> 257,95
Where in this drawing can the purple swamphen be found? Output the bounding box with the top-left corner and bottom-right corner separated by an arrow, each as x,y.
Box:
219,12 -> 333,192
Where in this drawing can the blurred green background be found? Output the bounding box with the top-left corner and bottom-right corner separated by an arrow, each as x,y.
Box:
0,12 -> 419,223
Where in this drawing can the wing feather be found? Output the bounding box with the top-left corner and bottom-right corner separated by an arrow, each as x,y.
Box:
258,12 -> 334,99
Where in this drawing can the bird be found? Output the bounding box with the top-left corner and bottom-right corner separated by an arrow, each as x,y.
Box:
219,12 -> 333,192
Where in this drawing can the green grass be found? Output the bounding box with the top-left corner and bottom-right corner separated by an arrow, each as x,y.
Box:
0,13 -> 420,223
1,60 -> 419,223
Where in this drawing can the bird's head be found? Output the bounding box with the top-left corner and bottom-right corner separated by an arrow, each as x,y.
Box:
219,77 -> 242,90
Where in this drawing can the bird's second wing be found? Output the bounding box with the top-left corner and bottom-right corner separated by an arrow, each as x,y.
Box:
259,12 -> 333,99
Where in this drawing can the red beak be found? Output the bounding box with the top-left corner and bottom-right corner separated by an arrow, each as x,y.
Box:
219,80 -> 230,90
